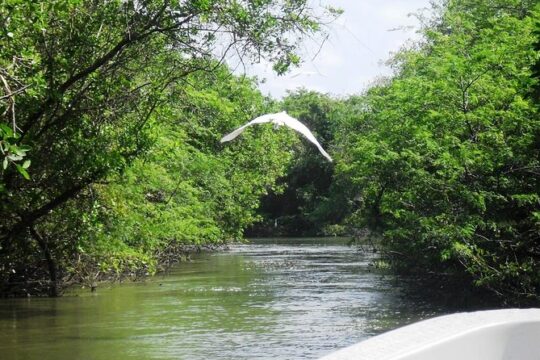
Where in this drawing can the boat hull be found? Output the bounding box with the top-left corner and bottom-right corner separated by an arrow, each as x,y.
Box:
320,309 -> 540,360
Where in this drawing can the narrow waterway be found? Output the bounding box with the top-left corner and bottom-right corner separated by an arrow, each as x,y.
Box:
0,238 -> 487,359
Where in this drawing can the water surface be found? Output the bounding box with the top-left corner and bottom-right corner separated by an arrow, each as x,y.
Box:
0,238 -> 483,359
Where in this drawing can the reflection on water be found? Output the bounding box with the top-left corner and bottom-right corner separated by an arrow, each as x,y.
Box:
0,238 -> 485,359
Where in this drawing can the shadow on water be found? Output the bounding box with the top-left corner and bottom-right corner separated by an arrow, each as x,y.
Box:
399,274 -> 502,308
0,237 -> 500,360
0,299 -> 61,321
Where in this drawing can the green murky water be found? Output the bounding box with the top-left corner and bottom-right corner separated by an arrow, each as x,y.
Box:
0,238 -> 476,359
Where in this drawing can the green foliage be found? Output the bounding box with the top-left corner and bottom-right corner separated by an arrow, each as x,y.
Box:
337,0 -> 540,301
0,0 -> 333,296
250,90 -> 351,236
532,3 -> 540,102
0,124 -> 30,181
86,67 -> 294,274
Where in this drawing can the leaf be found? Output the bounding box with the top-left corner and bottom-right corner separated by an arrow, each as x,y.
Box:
0,124 -> 13,138
7,154 -> 23,161
14,148 -> 28,156
15,164 -> 30,180
22,160 -> 31,169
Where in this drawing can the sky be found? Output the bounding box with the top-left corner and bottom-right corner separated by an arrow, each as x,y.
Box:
237,0 -> 433,98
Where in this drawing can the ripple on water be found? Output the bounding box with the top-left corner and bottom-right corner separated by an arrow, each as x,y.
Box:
0,238 -> 487,360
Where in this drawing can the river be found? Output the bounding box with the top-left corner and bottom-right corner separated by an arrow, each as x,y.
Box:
0,238 -> 489,359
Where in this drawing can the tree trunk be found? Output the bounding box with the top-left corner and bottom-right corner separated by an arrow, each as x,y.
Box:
30,227 -> 58,297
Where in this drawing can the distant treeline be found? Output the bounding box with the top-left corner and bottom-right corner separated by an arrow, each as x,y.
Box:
1,0 -> 539,304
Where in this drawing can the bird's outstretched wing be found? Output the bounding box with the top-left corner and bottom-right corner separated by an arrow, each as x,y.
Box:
278,113 -> 333,162
220,113 -> 275,143
220,111 -> 332,162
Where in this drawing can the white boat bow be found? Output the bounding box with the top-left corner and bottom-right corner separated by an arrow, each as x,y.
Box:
320,308 -> 540,360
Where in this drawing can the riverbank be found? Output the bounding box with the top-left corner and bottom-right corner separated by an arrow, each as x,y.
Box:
0,243 -> 227,298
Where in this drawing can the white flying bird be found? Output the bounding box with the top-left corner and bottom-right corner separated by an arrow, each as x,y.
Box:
220,111 -> 332,162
